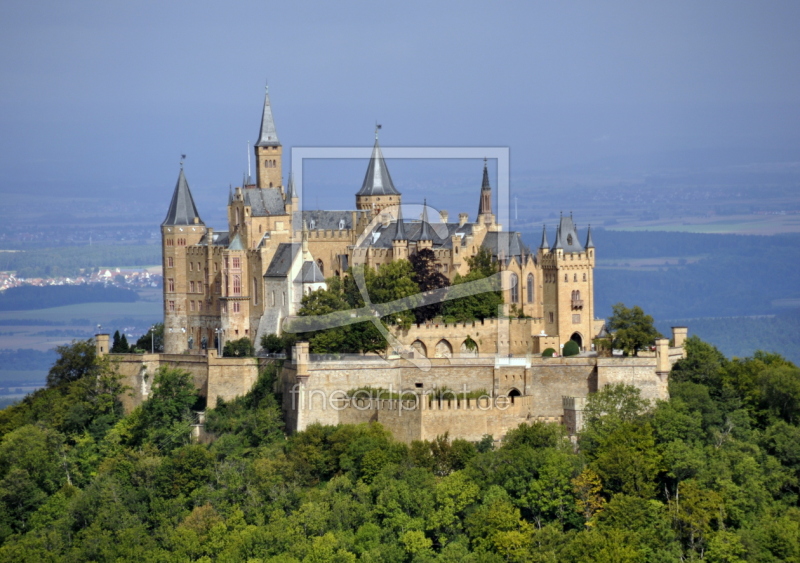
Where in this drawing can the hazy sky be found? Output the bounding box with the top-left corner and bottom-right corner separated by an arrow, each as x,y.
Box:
1,1 -> 799,215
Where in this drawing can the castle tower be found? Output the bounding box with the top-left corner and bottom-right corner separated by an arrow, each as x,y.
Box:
417,200 -> 434,251
162,167 -> 206,354
477,158 -> 493,223
548,214 -> 595,351
356,128 -> 401,213
255,86 -> 282,189
391,205 -> 409,260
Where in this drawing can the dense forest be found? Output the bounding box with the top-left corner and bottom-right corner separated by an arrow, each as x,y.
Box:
0,245 -> 161,278
0,284 -> 138,311
0,338 -> 798,561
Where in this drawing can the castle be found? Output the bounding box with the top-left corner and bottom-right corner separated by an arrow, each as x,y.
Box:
103,88 -> 687,442
161,88 -> 600,357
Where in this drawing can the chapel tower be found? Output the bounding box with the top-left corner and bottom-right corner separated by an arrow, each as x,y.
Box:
355,129 -> 401,213
255,87 -> 283,190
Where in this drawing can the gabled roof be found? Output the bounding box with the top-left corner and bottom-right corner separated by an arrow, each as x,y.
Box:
295,260 -> 325,283
264,243 -> 301,277
302,210 -> 353,230
244,187 -> 286,216
162,168 -> 204,226
255,87 -> 280,147
481,232 -> 530,261
357,138 -> 400,196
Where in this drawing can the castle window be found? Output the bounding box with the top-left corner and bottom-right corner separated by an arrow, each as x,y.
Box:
214,263 -> 218,273
233,302 -> 240,313
317,259 -> 324,275
190,281 -> 195,293
282,292 -> 286,306
167,257 -> 174,268
583,273 -> 587,281
271,291 -> 275,306
232,257 -> 241,269
168,278 -> 174,292
571,290 -> 583,310
510,273 -> 519,303
549,312 -> 554,323
235,208 -> 240,225
215,278 -> 221,294
527,274 -> 534,303
233,275 -> 241,295
253,277 -> 258,305
189,262 -> 193,271
198,301 -> 203,312
564,274 -> 568,282
190,300 -> 195,312
168,300 -> 175,312
265,160 -> 269,168
574,273 -> 577,282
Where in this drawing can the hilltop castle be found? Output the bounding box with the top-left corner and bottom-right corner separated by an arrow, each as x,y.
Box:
161,88 -> 600,358
102,88 -> 687,443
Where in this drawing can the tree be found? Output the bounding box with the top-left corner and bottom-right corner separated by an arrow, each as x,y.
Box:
441,247 -> 502,322
223,337 -> 254,357
135,323 -> 163,353
409,248 -> 449,323
46,340 -> 98,388
608,303 -> 662,356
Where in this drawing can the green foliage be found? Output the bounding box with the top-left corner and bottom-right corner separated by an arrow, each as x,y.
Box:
46,339 -> 97,387
134,323 -> 163,353
563,340 -> 580,357
608,302 -> 662,356
0,245 -> 161,279
222,337 -> 254,357
0,335 -> 799,561
542,347 -> 556,357
409,248 -> 449,323
111,330 -> 130,353
440,246 -> 503,322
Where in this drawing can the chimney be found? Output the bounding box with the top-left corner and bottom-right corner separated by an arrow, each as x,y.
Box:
458,213 -> 469,226
440,210 -> 449,223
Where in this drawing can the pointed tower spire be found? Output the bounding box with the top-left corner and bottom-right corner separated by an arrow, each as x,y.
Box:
256,84 -> 279,147
539,224 -> 550,250
356,129 -> 401,212
393,205 -> 406,241
162,168 -> 203,226
419,200 -> 433,241
286,172 -> 297,199
477,158 -> 493,217
552,223 -> 564,250
585,224 -> 595,249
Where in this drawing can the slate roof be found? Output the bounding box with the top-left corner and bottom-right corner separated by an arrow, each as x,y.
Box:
295,261 -> 325,283
228,234 -> 245,251
359,220 -> 472,249
481,232 -> 530,261
264,243 -> 301,277
255,87 -> 280,147
551,214 -> 585,253
162,169 -> 204,226
585,225 -> 595,249
539,225 -> 550,250
357,138 -> 400,196
244,188 -> 286,216
302,210 -> 353,230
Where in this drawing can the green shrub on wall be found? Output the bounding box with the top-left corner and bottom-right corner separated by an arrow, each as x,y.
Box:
563,340 -> 580,357
542,348 -> 556,357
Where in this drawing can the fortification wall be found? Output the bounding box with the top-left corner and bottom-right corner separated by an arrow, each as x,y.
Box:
596,356 -> 667,403
108,351 -> 260,413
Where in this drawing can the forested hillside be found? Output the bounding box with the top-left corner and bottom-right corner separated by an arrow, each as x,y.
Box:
0,245 -> 160,278
0,339 -> 798,561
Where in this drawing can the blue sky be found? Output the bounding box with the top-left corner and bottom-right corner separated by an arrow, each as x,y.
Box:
1,1 -> 799,217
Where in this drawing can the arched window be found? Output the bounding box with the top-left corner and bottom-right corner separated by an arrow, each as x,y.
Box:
574,273 -> 578,282
271,291 -> 275,306
583,273 -> 587,281
564,274 -> 568,282
527,274 -> 534,303
233,275 -> 241,295
253,277 -> 258,304
510,273 -> 519,303
317,259 -> 324,275
235,208 -> 240,225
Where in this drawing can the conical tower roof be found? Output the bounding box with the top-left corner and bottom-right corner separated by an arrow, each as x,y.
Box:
585,225 -> 595,249
419,200 -> 433,240
286,172 -> 297,199
393,205 -> 407,241
162,168 -> 203,226
255,86 -> 280,147
477,159 -> 493,216
357,135 -> 399,196
539,225 -> 550,250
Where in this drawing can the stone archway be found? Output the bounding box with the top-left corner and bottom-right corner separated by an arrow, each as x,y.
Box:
434,339 -> 453,358
570,332 -> 583,350
460,339 -> 479,358
411,340 -> 427,358
508,388 -> 521,404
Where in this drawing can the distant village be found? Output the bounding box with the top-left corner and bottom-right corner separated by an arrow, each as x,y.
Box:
0,267 -> 162,293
